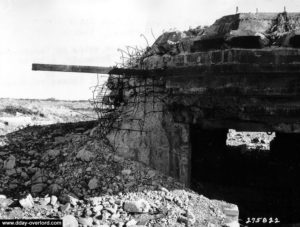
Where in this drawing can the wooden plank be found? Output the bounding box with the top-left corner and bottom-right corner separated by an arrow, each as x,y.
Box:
32,63 -> 113,74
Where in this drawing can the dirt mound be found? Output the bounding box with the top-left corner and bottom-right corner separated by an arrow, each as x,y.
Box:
0,121 -> 238,226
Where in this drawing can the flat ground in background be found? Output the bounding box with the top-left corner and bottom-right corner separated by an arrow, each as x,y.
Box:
0,98 -> 97,135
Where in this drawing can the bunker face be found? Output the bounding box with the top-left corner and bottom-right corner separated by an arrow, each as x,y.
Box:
103,12 -> 300,225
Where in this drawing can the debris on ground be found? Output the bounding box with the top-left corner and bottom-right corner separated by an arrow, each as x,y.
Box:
0,120 -> 238,226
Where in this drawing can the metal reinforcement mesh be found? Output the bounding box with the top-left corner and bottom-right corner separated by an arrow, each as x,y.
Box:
89,71 -> 168,139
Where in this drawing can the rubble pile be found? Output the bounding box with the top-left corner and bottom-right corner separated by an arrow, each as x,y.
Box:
0,121 -> 238,226
137,12 -> 300,70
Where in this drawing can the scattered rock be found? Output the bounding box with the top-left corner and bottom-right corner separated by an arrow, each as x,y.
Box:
113,155 -> 124,163
19,194 -> 34,209
50,195 -> 58,206
106,207 -> 117,215
46,149 -> 60,159
48,184 -> 62,195
31,183 -> 47,194
4,155 -> 16,170
6,169 -> 17,176
147,170 -> 156,178
78,217 -> 93,226
9,182 -> 18,189
88,177 -> 99,190
60,203 -> 71,212
59,194 -> 78,206
31,170 -> 47,184
40,197 -> 51,206
225,220 -> 240,227
68,195 -> 79,206
76,148 -> 95,162
62,215 -> 78,227
186,210 -> 196,225
54,137 -> 66,144
126,219 -> 137,226
123,199 -> 150,213
177,210 -> 196,225
83,208 -> 92,217
101,209 -> 111,221
0,198 -> 13,208
159,187 -> 169,193
21,171 -> 29,179
222,204 -> 239,217
121,169 -> 131,175
28,150 -> 37,156
92,205 -> 103,213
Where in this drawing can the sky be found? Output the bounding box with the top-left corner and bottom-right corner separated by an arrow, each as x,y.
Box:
1,0 -> 300,100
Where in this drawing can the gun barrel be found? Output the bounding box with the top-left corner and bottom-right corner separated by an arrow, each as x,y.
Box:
32,63 -> 161,77
32,63 -> 112,74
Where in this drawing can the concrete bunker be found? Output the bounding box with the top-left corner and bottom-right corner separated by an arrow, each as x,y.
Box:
31,11 -> 300,226
102,12 -> 300,224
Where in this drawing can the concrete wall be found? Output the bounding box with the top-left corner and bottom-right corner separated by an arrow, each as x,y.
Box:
105,48 -> 300,185
107,90 -> 191,185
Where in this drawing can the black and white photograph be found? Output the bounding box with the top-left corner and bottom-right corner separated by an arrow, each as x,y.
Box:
1,0 -> 300,226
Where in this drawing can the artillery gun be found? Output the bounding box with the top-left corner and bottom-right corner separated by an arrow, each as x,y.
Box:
32,12 -> 300,224
33,12 -> 300,133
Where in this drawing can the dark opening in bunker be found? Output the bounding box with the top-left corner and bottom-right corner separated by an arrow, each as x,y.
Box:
191,38 -> 225,51
228,36 -> 264,49
190,125 -> 300,225
289,35 -> 300,48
